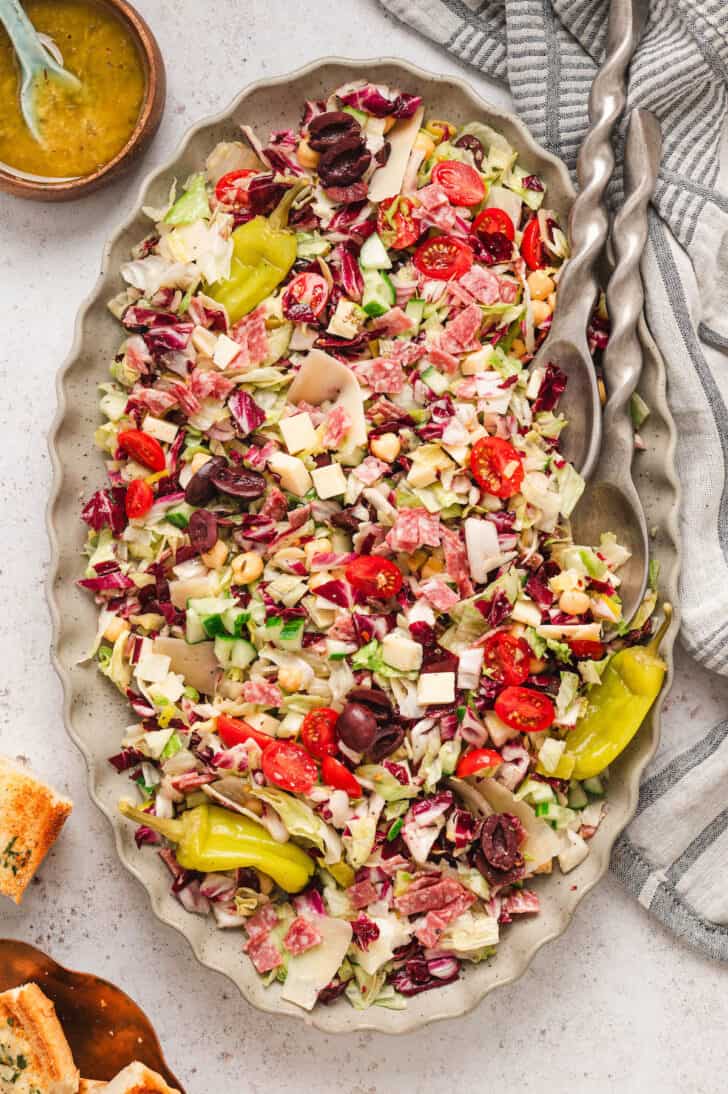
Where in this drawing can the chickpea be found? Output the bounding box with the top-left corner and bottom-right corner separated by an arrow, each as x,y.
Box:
370,432 -> 401,462
559,589 -> 591,616
297,137 -> 320,169
231,551 -> 264,584
531,300 -> 553,327
527,269 -> 555,301
201,539 -> 229,570
278,666 -> 304,693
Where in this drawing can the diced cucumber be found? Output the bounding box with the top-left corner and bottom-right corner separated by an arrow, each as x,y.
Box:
278,618 -> 305,651
213,635 -> 257,669
515,776 -> 555,805
231,638 -> 257,669
222,604 -> 250,638
185,608 -> 207,645
534,801 -> 576,829
362,269 -> 396,317
583,775 -> 605,797
420,366 -> 450,395
568,782 -> 589,809
404,297 -> 426,333
188,596 -> 234,638
165,504 -> 193,529
360,232 -> 392,270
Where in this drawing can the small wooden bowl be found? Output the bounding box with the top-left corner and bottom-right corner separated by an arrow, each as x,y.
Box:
0,0 -> 166,202
0,939 -> 185,1089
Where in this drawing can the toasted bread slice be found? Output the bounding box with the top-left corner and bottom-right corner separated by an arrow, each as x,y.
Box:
79,1082 -> 108,1091
0,755 -> 73,903
104,1062 -> 179,1093
0,982 -> 79,1093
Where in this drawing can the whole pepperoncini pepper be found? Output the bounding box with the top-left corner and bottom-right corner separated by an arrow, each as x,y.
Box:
568,604 -> 672,780
207,180 -> 305,323
119,800 -> 314,892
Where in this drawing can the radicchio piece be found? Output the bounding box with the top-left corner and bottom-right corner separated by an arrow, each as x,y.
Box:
472,230 -> 514,266
248,174 -> 288,215
389,954 -> 460,996
81,488 -> 127,536
351,915 -> 381,951
331,242 -> 364,302
533,362 -> 567,413
229,390 -> 266,437
337,81 -> 423,119
522,174 -> 545,192
475,589 -> 513,628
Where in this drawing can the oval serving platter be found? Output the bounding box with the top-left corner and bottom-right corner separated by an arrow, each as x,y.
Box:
47,58 -> 681,1033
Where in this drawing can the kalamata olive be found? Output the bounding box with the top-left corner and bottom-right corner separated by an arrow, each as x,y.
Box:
210,464 -> 266,500
184,457 -> 227,506
248,174 -> 288,215
330,508 -> 361,532
455,133 -> 484,169
474,813 -> 525,887
318,135 -> 372,188
336,702 -> 378,753
368,725 -> 406,763
375,141 -> 391,167
307,110 -> 361,151
347,687 -> 393,720
188,509 -> 218,553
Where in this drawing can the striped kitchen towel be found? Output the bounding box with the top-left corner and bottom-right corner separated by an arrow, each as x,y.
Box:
381,0 -> 728,958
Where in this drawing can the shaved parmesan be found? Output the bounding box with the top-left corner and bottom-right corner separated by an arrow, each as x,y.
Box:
287,349 -> 367,452
280,916 -> 353,1011
153,637 -> 219,695
367,107 -> 424,204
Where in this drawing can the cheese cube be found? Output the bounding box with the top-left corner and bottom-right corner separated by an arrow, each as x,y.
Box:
382,631 -> 423,672
327,299 -> 364,340
213,333 -> 242,369
510,598 -> 543,627
460,347 -> 492,375
406,462 -> 438,488
416,671 -> 455,706
142,415 -> 178,444
268,452 -> 312,497
135,651 -> 172,683
280,412 -> 317,454
191,324 -> 218,357
311,463 -> 347,499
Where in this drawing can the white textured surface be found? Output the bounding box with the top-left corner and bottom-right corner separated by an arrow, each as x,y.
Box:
0,1 -> 726,1090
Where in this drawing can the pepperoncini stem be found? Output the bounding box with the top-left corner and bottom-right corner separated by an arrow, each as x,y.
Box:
269,178 -> 309,231
646,601 -> 672,656
119,800 -> 184,842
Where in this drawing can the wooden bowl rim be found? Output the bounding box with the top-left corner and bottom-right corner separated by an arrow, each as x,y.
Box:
0,0 -> 165,200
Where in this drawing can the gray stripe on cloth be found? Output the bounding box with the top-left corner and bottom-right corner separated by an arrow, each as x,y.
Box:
635,719 -> 728,816
666,807 -> 728,885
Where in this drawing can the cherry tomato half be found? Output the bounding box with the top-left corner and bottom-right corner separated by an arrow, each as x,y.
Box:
456,748 -> 503,778
217,713 -> 275,752
214,169 -> 258,206
117,429 -> 166,472
568,639 -> 606,661
469,436 -> 524,498
432,161 -> 485,207
262,740 -> 318,794
481,631 -> 531,686
282,272 -> 330,323
414,235 -> 474,281
345,556 -> 403,599
377,196 -> 421,250
301,708 -> 339,759
495,686 -> 555,733
520,216 -> 544,270
125,479 -> 154,520
321,755 -> 362,797
473,207 -> 515,241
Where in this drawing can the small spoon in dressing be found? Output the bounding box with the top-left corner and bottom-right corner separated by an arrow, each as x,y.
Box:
0,0 -> 80,143
570,108 -> 663,629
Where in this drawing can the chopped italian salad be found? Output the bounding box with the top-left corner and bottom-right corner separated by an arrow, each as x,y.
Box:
80,80 -> 658,1012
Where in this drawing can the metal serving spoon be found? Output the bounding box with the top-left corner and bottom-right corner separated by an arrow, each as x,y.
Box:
0,0 -> 80,143
570,108 -> 662,626
533,0 -> 648,479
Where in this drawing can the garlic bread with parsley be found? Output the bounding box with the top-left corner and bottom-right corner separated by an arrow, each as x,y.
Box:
0,756 -> 72,903
0,982 -> 79,1094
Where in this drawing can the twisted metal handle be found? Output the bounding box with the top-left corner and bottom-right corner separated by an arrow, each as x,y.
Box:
602,110 -> 662,435
553,0 -> 649,343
